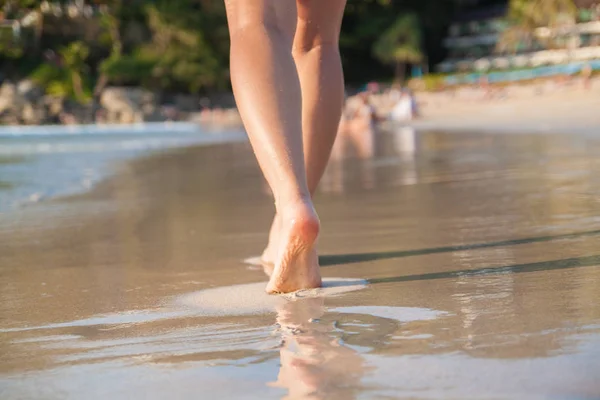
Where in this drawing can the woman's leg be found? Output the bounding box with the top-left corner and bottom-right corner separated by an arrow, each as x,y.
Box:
261,0 -> 347,264
295,0 -> 347,192
225,0 -> 320,293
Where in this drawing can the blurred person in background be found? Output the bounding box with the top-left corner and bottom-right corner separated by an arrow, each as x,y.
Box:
390,89 -> 414,122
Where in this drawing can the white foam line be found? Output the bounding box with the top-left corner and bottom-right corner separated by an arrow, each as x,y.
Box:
0,310 -> 190,333
0,122 -> 200,137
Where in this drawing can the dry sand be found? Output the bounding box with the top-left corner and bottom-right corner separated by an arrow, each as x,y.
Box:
412,78 -> 600,135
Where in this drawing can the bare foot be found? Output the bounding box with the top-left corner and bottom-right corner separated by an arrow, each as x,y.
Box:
262,261 -> 275,278
266,201 -> 322,294
261,214 -> 280,265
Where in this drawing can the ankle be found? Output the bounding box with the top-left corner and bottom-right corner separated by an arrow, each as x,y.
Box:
274,192 -> 312,214
281,201 -> 320,241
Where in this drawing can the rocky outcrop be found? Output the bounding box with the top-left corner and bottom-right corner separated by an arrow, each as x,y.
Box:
0,80 -> 241,126
100,87 -> 158,124
0,82 -> 23,115
0,81 -> 47,125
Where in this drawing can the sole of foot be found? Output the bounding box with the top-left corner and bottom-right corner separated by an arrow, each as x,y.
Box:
265,202 -> 322,294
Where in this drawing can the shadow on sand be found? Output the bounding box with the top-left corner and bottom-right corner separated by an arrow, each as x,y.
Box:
318,228 -> 600,284
320,228 -> 600,267
366,254 -> 600,285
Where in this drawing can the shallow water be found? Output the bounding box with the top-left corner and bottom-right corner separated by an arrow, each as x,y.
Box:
1,127 -> 600,399
0,123 -> 245,212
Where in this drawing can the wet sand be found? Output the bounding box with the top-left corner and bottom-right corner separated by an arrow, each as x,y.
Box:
2,128 -> 600,399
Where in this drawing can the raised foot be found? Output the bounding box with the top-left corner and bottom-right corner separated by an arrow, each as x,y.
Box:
266,203 -> 322,294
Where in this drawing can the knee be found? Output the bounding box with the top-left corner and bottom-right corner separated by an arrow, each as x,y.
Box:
229,20 -> 294,48
293,33 -> 339,56
294,0 -> 344,53
293,21 -> 339,55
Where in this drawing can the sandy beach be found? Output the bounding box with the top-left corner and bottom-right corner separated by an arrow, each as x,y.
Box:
3,0 -> 600,396
2,120 -> 600,398
411,78 -> 600,134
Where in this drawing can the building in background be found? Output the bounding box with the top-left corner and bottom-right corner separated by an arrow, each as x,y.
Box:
437,1 -> 600,74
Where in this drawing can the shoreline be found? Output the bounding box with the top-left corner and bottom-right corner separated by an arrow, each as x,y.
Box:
0,123 -> 247,214
2,80 -> 599,216
0,121 -> 200,136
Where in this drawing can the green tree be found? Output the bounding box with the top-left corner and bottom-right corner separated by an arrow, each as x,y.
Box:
0,0 -> 41,59
99,1 -> 229,93
2,0 -> 474,94
373,14 -> 423,82
95,0 -> 124,96
497,0 -> 577,53
60,41 -> 90,101
141,4 -> 221,92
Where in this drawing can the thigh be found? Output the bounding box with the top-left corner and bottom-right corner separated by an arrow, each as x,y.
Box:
224,0 -> 297,39
294,0 -> 347,49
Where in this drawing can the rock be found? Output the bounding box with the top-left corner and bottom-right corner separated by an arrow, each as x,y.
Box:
43,95 -> 65,118
0,82 -> 23,114
0,113 -> 20,125
141,102 -> 159,119
17,80 -> 45,102
174,94 -> 200,112
21,103 -> 43,125
63,100 -> 94,124
143,109 -> 165,122
0,81 -> 50,124
100,87 -> 157,123
100,87 -> 137,124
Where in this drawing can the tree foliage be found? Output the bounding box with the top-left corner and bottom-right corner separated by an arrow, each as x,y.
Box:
1,0 -> 471,97
497,0 -> 577,53
508,0 -> 577,26
373,14 -> 423,81
60,40 -> 91,101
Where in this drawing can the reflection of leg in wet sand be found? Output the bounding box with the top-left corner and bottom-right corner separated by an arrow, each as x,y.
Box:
392,127 -> 418,186
321,119 -> 349,194
225,0 -> 346,293
349,120 -> 375,190
270,297 -> 365,399
321,117 -> 376,193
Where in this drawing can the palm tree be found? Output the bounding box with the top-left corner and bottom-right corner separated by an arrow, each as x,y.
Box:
497,0 -> 577,54
60,41 -> 90,102
373,14 -> 423,83
95,0 -> 123,97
